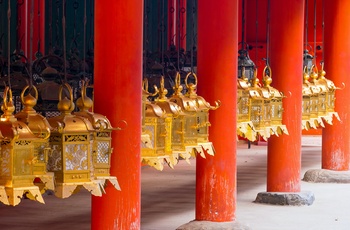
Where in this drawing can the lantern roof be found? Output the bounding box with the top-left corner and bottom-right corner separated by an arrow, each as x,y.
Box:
0,87 -> 38,140
48,83 -> 94,133
15,86 -> 51,138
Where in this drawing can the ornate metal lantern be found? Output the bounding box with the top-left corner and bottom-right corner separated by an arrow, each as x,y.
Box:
47,83 -> 101,198
237,68 -> 257,141
317,63 -> 340,124
73,81 -> 120,191
261,66 -> 288,136
0,87 -> 45,206
141,80 -> 169,171
248,70 -> 271,140
303,49 -> 314,73
238,47 -> 256,81
14,85 -> 55,194
169,72 -> 201,158
308,65 -> 324,128
183,72 -> 220,157
153,76 -> 185,167
302,66 -> 314,130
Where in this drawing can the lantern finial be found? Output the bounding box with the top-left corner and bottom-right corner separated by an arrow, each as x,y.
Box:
57,83 -> 75,114
1,87 -> 16,121
172,72 -> 184,97
76,80 -> 93,112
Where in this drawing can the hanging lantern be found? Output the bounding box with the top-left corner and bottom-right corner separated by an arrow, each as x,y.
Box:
237,67 -> 257,141
169,72 -> 201,158
47,83 -> 101,198
248,70 -> 271,140
178,72 -> 220,158
141,79 -> 169,171
73,81 -> 120,192
0,87 -> 45,206
238,47 -> 256,81
153,76 -> 185,168
303,49 -> 314,74
317,63 -> 340,124
308,65 -> 324,128
14,85 -> 55,194
261,66 -> 288,136
302,66 -> 314,130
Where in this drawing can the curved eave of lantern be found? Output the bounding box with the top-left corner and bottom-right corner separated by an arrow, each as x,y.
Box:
74,111 -> 113,131
238,77 -> 250,89
0,120 -> 39,141
154,100 -> 184,117
145,103 -> 166,118
48,114 -> 95,133
15,112 -> 51,138
237,121 -> 257,142
169,96 -> 198,114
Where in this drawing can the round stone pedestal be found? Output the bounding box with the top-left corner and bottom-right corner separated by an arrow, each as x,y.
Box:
177,220 -> 251,230
303,169 -> 350,183
254,191 -> 315,206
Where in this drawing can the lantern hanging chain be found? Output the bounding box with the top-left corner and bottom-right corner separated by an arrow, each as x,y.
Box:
7,0 -> 11,88
16,0 -> 24,54
62,0 -> 67,83
241,0 -> 245,50
55,0 -> 60,51
161,0 -> 165,76
88,0 -> 94,52
255,0 -> 258,67
72,0 -> 79,50
322,0 -> 325,63
313,0 -> 317,65
266,0 -> 271,66
190,1 -> 196,73
36,0 -> 41,57
28,0 -> 34,87
177,0 -> 181,71
143,0 -> 149,78
305,0 -> 309,51
48,0 -> 53,54
82,0 -> 87,77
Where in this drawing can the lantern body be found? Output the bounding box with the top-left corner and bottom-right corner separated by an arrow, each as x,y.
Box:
0,87 -> 46,206
47,84 -> 101,198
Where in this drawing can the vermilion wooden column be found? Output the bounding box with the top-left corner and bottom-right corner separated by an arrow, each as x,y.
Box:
266,0 -> 304,192
91,1 -> 143,230
322,0 -> 350,170
196,0 -> 238,221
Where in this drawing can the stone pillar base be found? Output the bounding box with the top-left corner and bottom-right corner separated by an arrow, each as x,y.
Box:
303,169 -> 350,183
177,220 -> 251,230
254,191 -> 314,206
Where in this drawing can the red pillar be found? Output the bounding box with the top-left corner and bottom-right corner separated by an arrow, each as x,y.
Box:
267,0 -> 304,192
322,0 -> 350,170
19,0 -> 45,58
196,0 -> 238,221
91,1 -> 143,230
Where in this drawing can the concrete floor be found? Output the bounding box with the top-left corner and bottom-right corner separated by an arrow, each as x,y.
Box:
1,136 -> 350,230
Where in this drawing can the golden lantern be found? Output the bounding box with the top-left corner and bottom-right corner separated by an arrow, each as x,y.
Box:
308,65 -> 324,128
141,79 -> 169,171
317,63 -> 340,124
47,83 -> 101,198
0,87 -> 45,206
248,70 -> 271,140
261,66 -> 288,136
237,67 -> 257,142
73,81 -> 120,192
14,85 -> 55,194
169,72 -> 201,159
182,72 -> 220,157
302,66 -> 314,130
153,76 -> 185,167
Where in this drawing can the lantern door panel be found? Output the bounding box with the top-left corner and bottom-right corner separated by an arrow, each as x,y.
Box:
171,117 -> 185,151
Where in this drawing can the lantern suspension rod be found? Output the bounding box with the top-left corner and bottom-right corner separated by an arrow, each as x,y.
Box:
83,0 -> 87,77
62,0 -> 67,83
28,0 -> 34,87
321,0 -> 325,63
313,0 -> 317,65
241,0 -> 246,50
266,0 -> 271,66
190,1 -> 196,73
255,0 -> 258,66
36,0 -> 41,57
161,0 -> 165,76
305,0 -> 309,51
7,0 -> 11,89
48,0 -> 53,54
177,0 -> 181,71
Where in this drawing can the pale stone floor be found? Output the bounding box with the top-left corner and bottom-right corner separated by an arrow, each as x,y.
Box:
1,136 -> 350,230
